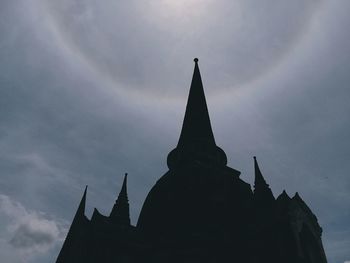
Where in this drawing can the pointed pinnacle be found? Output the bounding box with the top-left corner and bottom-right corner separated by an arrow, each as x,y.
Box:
118,173 -> 128,200
281,190 -> 290,198
293,192 -> 302,199
74,185 -> 87,220
177,58 -> 215,147
110,174 -> 130,225
254,156 -> 268,188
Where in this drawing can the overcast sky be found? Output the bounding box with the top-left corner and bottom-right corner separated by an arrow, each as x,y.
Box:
0,1 -> 349,262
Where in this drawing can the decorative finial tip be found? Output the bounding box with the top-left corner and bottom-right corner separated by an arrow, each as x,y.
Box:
253,156 -> 256,160
194,58 -> 199,63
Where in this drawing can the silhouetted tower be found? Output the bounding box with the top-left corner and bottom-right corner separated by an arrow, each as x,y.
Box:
138,59 -> 252,261
167,58 -> 227,169
110,173 -> 131,226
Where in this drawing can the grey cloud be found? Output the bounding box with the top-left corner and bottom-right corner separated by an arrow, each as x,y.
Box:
0,194 -> 67,262
10,223 -> 56,249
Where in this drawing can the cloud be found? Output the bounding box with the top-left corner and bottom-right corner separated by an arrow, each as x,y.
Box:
10,222 -> 57,250
0,194 -> 68,261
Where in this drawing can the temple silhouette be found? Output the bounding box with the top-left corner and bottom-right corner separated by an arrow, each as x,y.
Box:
56,59 -> 327,263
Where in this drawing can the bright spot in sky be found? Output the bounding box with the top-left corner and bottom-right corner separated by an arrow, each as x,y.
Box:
42,0 -> 324,98
149,0 -> 215,20
157,0 -> 213,11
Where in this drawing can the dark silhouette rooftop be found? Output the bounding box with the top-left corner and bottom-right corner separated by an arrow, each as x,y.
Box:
56,59 -> 328,263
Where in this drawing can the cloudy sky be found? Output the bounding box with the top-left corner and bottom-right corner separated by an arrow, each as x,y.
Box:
1,0 -> 349,262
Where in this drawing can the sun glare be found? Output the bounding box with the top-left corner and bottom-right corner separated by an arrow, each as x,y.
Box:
161,0 -> 206,10
148,0 -> 217,25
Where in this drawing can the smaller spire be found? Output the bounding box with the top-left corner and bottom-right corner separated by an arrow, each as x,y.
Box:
109,174 -> 130,226
253,157 -> 274,202
74,185 -> 87,221
120,173 -> 128,199
278,190 -> 291,201
294,192 -> 301,200
56,186 -> 89,262
276,190 -> 292,212
254,156 -> 268,189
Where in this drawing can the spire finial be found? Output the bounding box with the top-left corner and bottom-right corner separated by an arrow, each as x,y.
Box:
194,58 -> 199,63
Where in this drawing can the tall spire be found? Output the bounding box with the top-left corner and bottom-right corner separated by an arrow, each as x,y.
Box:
253,157 -> 274,201
177,58 -> 216,147
167,59 -> 227,169
110,173 -> 130,226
